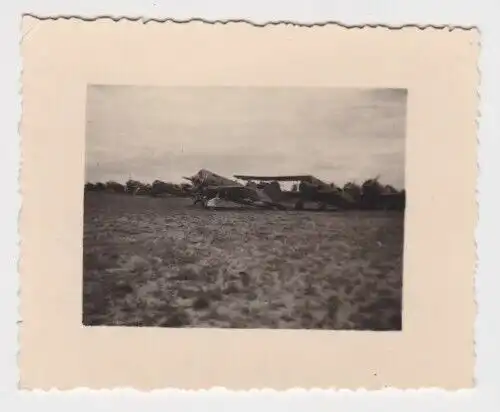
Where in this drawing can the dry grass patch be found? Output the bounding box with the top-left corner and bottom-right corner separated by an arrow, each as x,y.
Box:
83,193 -> 404,330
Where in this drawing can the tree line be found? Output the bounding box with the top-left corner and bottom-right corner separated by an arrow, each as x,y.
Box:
85,178 -> 405,211
85,179 -> 193,197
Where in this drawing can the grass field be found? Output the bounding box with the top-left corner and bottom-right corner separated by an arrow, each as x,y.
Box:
83,192 -> 404,330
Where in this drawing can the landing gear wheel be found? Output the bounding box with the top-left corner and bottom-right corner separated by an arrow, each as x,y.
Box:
193,195 -> 206,206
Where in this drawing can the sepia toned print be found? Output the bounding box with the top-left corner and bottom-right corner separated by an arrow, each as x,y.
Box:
83,86 -> 406,330
20,17 -> 478,390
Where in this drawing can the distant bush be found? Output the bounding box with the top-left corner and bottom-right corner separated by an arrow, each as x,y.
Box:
125,179 -> 142,194
124,179 -> 152,195
84,182 -> 96,192
343,182 -> 362,202
105,181 -> 125,193
150,180 -> 192,197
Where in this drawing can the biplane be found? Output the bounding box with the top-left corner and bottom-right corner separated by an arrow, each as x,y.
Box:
183,169 -> 352,211
233,174 -> 353,210
182,169 -> 288,210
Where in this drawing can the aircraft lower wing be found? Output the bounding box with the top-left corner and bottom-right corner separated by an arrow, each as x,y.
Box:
204,184 -> 247,190
196,184 -> 258,200
195,184 -> 287,209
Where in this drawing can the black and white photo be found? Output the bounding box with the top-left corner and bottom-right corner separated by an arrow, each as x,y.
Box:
83,86 -> 407,330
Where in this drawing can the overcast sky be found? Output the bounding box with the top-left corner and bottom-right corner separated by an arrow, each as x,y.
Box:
85,86 -> 407,189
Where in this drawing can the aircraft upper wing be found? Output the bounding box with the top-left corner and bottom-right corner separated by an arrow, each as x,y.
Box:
234,174 -> 313,182
204,185 -> 247,190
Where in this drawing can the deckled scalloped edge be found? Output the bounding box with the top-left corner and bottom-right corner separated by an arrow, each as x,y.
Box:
22,14 -> 478,31
17,15 -> 481,394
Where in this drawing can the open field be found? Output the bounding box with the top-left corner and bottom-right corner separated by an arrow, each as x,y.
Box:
83,192 -> 404,330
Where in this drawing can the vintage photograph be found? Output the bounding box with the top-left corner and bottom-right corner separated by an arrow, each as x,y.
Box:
83,85 -> 407,331
19,18 -> 477,389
